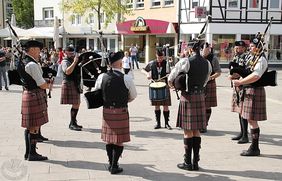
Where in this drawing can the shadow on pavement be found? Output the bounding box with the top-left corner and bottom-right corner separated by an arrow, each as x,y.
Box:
44,140 -> 147,151
45,160 -> 233,181
203,168 -> 282,181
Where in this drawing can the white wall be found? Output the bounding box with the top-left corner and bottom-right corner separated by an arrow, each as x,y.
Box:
34,0 -> 62,20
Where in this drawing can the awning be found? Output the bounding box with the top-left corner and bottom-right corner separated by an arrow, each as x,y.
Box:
116,19 -> 177,35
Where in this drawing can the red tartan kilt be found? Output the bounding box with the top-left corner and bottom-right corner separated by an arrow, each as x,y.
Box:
151,87 -> 171,106
60,81 -> 80,105
231,88 -> 241,113
241,87 -> 267,121
21,89 -> 48,128
101,108 -> 130,143
176,93 -> 207,130
205,80 -> 217,108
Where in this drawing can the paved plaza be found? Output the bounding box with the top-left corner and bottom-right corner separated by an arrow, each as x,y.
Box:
0,65 -> 282,181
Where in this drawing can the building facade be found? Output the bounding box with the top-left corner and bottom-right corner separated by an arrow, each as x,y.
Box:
117,0 -> 178,63
180,0 -> 282,63
0,0 -> 13,46
34,0 -> 119,51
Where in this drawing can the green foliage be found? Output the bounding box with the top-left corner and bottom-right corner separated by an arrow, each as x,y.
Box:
12,0 -> 34,28
62,0 -> 132,30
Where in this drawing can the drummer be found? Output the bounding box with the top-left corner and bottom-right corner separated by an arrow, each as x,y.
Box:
142,49 -> 172,130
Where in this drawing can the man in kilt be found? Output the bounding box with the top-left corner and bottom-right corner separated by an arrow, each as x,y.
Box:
93,51 -> 137,174
168,39 -> 211,170
232,36 -> 268,156
60,46 -> 82,131
229,41 -> 249,144
201,43 -> 221,133
142,49 -> 172,130
20,40 -> 51,161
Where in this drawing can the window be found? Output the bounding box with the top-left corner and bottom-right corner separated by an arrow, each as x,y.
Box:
89,13 -> 94,24
100,12 -> 105,24
109,39 -> 116,52
152,0 -> 161,7
191,0 -> 199,9
270,0 -> 280,9
249,0 -> 260,9
136,0 -> 144,8
76,15 -> 81,24
71,14 -> 81,25
126,0 -> 133,9
164,0 -> 174,6
43,8 -> 54,20
228,0 -> 239,8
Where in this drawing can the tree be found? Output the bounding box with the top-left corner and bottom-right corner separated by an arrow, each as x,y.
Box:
12,0 -> 34,28
62,0 -> 131,31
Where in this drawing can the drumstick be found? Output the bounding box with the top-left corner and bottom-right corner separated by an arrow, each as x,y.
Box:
156,74 -> 169,82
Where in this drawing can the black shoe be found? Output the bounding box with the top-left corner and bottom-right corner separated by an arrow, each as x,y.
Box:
69,124 -> 82,131
177,163 -> 193,171
154,125 -> 161,129
192,163 -> 199,170
5,87 -> 9,91
165,124 -> 172,130
73,120 -> 83,129
231,134 -> 242,140
37,135 -> 49,142
28,153 -> 48,161
200,128 -> 207,133
24,154 -> 28,160
237,137 -> 249,144
240,148 -> 260,156
110,166 -> 123,174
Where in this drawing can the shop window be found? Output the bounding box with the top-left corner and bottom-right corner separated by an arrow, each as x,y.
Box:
109,39 -> 116,52
191,0 -> 199,9
269,0 -> 280,9
249,0 -> 260,9
212,34 -> 236,62
126,0 -> 133,9
228,0 -> 239,9
136,0 -> 145,8
43,8 -> 54,20
152,0 -> 161,7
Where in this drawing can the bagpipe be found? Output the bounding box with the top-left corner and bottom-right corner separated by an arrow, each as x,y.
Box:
229,17 -> 277,87
173,15 -> 211,97
81,30 -> 109,109
5,19 -> 55,97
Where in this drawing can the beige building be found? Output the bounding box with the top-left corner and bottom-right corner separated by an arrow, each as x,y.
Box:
0,0 -> 13,46
117,0 -> 178,63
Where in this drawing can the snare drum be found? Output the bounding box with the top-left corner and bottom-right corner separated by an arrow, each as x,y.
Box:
149,82 -> 167,101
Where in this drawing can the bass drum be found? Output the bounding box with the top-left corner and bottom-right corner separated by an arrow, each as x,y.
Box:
78,52 -> 107,88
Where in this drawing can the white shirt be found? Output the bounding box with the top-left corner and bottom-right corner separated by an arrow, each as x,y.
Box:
168,57 -> 212,92
251,56 -> 268,77
93,68 -> 137,102
129,46 -> 138,56
122,56 -> 132,69
25,55 -> 46,86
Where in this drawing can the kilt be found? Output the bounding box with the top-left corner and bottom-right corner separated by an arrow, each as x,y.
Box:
241,87 -> 267,121
21,89 -> 48,128
176,92 -> 207,130
205,80 -> 217,108
231,87 -> 242,113
60,80 -> 81,105
151,86 -> 171,106
101,107 -> 130,144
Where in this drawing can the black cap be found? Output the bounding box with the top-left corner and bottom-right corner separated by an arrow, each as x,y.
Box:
187,38 -> 205,51
234,41 -> 246,47
109,51 -> 124,64
156,49 -> 164,56
65,46 -> 75,52
24,40 -> 43,50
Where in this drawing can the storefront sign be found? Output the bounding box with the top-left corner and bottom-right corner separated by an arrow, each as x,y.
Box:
195,7 -> 207,18
116,19 -> 177,35
130,17 -> 149,32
